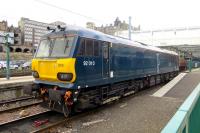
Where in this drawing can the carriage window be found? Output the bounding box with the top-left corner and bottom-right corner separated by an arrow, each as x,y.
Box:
94,41 -> 99,56
85,39 -> 93,56
77,39 -> 85,56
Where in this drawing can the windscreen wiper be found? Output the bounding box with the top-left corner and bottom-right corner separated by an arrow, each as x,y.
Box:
64,39 -> 69,53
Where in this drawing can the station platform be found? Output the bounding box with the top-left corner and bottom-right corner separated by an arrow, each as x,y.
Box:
0,76 -> 34,89
71,69 -> 200,133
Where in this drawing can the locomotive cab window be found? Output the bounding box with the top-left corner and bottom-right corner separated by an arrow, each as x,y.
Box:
77,38 -> 100,57
77,39 -> 85,56
51,37 -> 74,57
35,36 -> 75,58
85,39 -> 93,56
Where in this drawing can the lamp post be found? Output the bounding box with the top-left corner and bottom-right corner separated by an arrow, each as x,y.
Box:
189,58 -> 192,72
5,34 -> 10,80
0,32 -> 13,79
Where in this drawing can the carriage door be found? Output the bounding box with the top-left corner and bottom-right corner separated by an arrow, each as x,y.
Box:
102,42 -> 110,78
156,53 -> 160,74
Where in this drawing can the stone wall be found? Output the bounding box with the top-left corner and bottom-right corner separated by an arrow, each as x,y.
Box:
0,53 -> 33,61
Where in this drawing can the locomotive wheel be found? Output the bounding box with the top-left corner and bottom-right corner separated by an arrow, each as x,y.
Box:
63,103 -> 71,117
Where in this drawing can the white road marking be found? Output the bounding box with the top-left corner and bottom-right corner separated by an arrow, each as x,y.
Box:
152,73 -> 187,97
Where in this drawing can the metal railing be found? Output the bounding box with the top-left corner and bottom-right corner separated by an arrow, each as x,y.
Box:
161,83 -> 200,133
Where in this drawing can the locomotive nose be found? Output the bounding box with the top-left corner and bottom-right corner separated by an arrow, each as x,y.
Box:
32,58 -> 76,82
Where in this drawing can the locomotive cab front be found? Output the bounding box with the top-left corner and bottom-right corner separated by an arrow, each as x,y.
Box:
31,32 -> 78,116
32,35 -> 76,82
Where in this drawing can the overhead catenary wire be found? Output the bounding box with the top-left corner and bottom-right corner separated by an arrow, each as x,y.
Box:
34,0 -> 105,23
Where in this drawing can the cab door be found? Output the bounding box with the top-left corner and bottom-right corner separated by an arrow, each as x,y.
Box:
102,42 -> 110,78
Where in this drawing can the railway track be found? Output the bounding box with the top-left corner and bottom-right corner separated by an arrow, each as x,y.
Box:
0,109 -> 62,133
0,96 -> 34,105
0,101 -> 50,129
0,96 -> 51,128
0,96 -> 42,113
0,106 -> 104,133
0,85 -> 164,133
0,94 -> 138,133
0,85 -> 25,93
0,108 -> 51,127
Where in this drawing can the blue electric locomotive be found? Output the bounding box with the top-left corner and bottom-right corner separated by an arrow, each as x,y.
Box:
29,26 -> 179,117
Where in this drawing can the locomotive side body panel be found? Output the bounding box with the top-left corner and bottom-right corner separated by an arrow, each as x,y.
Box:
30,26 -> 179,116
73,35 -> 179,89
74,37 -> 103,87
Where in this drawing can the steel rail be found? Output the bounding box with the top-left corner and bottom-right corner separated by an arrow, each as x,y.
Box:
0,109 -> 51,126
0,96 -> 34,105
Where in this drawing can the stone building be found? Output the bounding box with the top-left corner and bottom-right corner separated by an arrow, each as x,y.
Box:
8,25 -> 22,45
86,22 -> 96,29
0,18 -> 66,53
86,17 -> 137,35
0,21 -> 9,52
18,17 -> 66,46
0,20 -> 8,31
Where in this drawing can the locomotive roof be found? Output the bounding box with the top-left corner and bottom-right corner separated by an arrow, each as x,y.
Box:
46,26 -> 178,56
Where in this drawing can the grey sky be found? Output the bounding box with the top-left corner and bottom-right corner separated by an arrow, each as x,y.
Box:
0,0 -> 200,30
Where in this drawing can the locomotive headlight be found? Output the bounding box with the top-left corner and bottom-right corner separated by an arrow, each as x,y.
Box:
32,71 -> 39,78
57,73 -> 73,81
